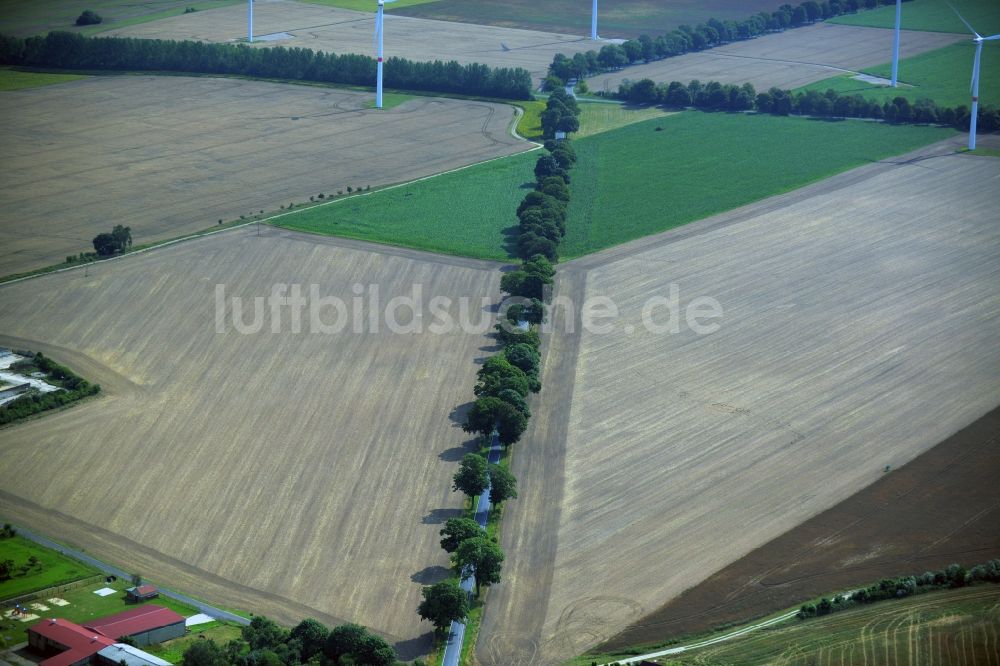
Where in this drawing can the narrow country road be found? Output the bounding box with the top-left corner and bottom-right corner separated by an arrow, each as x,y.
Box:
11,524 -> 250,626
441,432 -> 502,666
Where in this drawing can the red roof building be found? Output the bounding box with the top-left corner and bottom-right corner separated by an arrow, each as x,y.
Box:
84,606 -> 185,646
28,618 -> 115,666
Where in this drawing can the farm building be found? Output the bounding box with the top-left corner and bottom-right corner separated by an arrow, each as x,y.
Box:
125,584 -> 159,602
97,643 -> 172,666
28,618 -> 115,666
84,605 -> 185,646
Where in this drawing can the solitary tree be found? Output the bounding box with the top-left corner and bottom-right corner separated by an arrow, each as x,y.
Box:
452,453 -> 489,497
111,224 -> 132,251
488,464 -> 517,507
439,517 -> 484,553
453,537 -> 504,596
75,9 -> 102,25
93,232 -> 116,256
417,580 -> 470,632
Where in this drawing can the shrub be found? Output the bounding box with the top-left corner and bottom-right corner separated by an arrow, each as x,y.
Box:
75,10 -> 102,26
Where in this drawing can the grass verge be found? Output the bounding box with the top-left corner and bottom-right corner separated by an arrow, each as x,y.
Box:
0,68 -> 88,90
798,41 -> 1000,109
0,536 -> 99,600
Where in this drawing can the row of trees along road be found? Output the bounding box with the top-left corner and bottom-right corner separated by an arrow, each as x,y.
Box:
613,77 -> 1000,133
416,93 -> 580,637
546,0 -> 910,87
0,31 -> 533,100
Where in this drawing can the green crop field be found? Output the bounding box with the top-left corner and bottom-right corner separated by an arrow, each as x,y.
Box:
299,0 -> 439,11
391,0 -> 780,40
275,149 -> 540,260
0,69 -> 88,91
559,112 -> 954,258
0,0 -> 241,38
0,535 -> 99,599
278,111 -> 953,261
799,42 -> 1000,108
829,0 -> 1000,34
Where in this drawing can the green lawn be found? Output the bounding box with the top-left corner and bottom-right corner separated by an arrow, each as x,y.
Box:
275,149 -> 540,260
363,92 -> 418,110
0,0 -> 241,38
560,112 -> 953,258
570,585 -> 1000,665
146,623 -> 243,663
0,536 -> 99,600
0,576 -> 201,650
0,68 -> 88,91
278,111 -> 953,261
829,0 -> 1000,34
799,41 -> 1000,108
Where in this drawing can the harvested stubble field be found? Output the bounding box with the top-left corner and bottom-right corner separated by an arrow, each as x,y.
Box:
0,228 -> 504,658
105,0 -> 598,84
0,74 -> 527,277
392,0 -> 782,40
600,405 -> 1000,653
588,23 -> 963,94
479,141 -> 1000,665
0,0 -> 241,37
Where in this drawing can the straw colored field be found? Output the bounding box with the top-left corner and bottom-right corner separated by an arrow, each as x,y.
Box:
588,23 -> 963,94
800,41 -> 1000,109
392,0 -> 782,40
0,74 -> 527,277
0,0 -> 241,37
104,0 -> 598,84
829,0 -> 1000,34
479,141 -> 1000,665
666,586 -> 1000,665
0,228 -> 503,658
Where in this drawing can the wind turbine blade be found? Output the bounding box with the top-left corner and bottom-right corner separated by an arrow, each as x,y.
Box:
948,3 -> 981,38
983,33 -> 1000,40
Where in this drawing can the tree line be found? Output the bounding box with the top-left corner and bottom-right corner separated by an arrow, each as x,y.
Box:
547,0 -> 910,86
0,31 -> 533,100
181,615 -> 401,666
0,352 -> 101,425
798,558 -> 1000,620
612,77 -> 1000,133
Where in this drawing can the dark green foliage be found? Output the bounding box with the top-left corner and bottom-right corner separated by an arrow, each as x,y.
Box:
474,355 -> 534,397
181,639 -> 228,666
75,10 -> 102,26
452,453 -> 489,497
463,396 -> 528,445
503,343 -> 540,378
439,517 -> 484,553
289,619 -> 328,662
417,580 -> 470,631
453,537 -> 504,596
241,616 -> 288,652
323,623 -> 393,665
495,388 -> 530,418
92,225 -> 131,256
493,323 -> 540,348
505,298 -> 545,326
0,31 -> 532,100
0,523 -> 16,539
487,464 -> 517,507
500,255 -> 555,300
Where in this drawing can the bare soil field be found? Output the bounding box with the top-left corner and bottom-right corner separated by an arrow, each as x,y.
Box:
588,23 -> 963,94
479,139 -> 1000,665
0,74 -> 527,277
0,0 -> 240,38
602,404 -> 1000,651
391,0 -> 782,40
0,228 -> 503,658
104,0 -> 599,83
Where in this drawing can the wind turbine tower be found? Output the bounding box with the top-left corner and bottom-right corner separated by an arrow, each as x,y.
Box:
890,0 -> 901,86
951,4 -> 1000,150
248,0 -> 253,43
376,0 -> 384,108
591,0 -> 598,40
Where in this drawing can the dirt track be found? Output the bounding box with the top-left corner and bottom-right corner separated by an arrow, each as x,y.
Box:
105,0 -> 599,83
478,138 -> 1000,665
0,228 -> 503,658
601,404 -> 1000,651
588,23 -> 963,93
0,74 -> 526,276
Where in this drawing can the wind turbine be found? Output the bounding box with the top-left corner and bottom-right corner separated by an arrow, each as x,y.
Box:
951,4 -> 1000,150
248,0 -> 253,43
591,0 -> 598,40
890,0 -> 900,87
375,0 -> 384,108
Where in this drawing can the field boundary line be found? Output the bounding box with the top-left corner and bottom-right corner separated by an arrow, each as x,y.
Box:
599,610 -> 800,665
